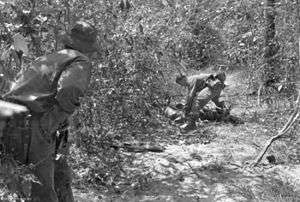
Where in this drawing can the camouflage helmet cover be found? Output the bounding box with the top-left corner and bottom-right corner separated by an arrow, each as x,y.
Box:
175,73 -> 186,84
215,72 -> 226,83
60,21 -> 98,53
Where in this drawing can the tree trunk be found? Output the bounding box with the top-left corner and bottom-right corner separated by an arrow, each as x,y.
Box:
297,0 -> 300,90
258,0 -> 279,105
264,0 -> 278,78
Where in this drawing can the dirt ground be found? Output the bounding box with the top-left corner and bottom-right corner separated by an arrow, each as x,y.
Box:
73,71 -> 300,202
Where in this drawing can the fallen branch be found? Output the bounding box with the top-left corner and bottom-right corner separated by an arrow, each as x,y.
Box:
250,91 -> 300,167
110,142 -> 165,153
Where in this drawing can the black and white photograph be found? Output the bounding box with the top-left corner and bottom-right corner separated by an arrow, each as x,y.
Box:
0,0 -> 299,201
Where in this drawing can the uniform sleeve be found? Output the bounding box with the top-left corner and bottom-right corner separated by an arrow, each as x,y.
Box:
211,97 -> 225,109
184,79 -> 207,115
184,83 -> 197,115
211,82 -> 226,109
56,61 -> 92,114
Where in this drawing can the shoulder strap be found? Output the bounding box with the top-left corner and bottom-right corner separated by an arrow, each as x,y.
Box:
50,56 -> 86,94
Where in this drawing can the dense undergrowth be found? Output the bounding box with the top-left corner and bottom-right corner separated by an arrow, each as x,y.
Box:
0,0 -> 299,200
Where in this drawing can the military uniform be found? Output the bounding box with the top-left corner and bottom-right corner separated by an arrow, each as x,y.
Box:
176,73 -> 227,131
194,78 -> 226,111
1,21 -> 97,202
179,74 -> 213,116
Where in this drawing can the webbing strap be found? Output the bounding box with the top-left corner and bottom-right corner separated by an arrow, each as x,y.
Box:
50,56 -> 83,94
22,118 -> 31,164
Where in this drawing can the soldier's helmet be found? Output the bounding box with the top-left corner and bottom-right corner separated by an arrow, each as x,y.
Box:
60,21 -> 98,53
215,72 -> 226,83
175,74 -> 186,84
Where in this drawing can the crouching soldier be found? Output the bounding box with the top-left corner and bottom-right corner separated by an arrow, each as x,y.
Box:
1,21 -> 98,202
175,73 -> 227,131
175,73 -> 215,117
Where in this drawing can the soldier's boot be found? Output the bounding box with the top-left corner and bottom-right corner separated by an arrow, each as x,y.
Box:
174,116 -> 185,124
180,119 -> 196,133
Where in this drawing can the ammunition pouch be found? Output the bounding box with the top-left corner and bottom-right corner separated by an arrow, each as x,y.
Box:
0,100 -> 31,164
0,93 -> 70,165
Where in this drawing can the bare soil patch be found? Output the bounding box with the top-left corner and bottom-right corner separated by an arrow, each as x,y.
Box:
74,71 -> 300,201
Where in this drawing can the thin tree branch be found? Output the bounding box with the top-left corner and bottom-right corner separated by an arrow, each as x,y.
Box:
64,0 -> 71,32
250,91 -> 300,167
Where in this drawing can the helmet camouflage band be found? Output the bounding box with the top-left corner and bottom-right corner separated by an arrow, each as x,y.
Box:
215,72 -> 226,83
61,21 -> 98,53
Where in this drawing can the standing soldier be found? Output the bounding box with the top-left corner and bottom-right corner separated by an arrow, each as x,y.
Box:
2,21 -> 98,202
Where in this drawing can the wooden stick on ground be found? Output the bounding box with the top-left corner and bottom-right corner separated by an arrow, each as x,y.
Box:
250,91 -> 300,167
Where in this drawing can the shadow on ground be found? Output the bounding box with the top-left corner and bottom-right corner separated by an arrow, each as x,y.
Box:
73,71 -> 300,202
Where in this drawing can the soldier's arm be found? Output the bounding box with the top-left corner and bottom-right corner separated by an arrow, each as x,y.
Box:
184,78 -> 207,115
211,82 -> 226,109
212,97 -> 226,109
183,82 -> 198,116
56,61 -> 92,114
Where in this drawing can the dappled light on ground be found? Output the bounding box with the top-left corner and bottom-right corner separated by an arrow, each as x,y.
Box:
73,120 -> 300,201
73,71 -> 300,201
